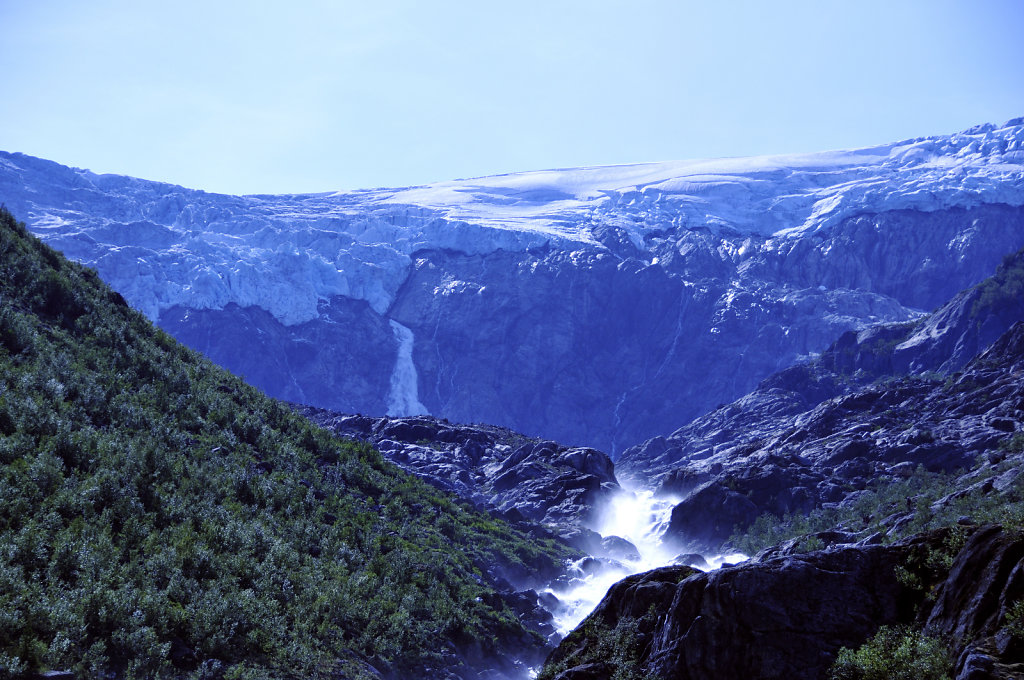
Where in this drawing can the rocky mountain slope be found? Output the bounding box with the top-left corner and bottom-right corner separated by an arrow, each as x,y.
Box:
541,260 -> 1024,678
0,206 -> 574,680
616,246 -> 1024,551
3,119 -> 1024,454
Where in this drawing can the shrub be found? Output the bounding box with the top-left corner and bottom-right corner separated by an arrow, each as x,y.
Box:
538,616 -> 649,680
1004,599 -> 1024,641
829,625 -> 953,680
971,247 -> 1024,319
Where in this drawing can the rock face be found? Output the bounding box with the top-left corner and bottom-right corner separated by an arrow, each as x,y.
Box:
617,248 -> 1024,551
162,301 -> 397,414
3,120 -> 1024,454
542,526 -> 1024,680
298,408 -> 620,551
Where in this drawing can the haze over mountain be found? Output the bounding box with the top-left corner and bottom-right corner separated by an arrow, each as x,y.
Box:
2,118 -> 1024,455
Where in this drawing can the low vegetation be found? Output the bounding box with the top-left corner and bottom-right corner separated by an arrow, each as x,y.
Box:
731,457 -> 1024,557
971,247 -> 1024,319
0,205 -> 572,679
729,449 -> 1024,680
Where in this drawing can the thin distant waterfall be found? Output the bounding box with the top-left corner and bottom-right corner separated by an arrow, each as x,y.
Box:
386,320 -> 428,416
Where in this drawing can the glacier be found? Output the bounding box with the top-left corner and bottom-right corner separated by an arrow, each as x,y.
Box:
2,118 -> 1023,453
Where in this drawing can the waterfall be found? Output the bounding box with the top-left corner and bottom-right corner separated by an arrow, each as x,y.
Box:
386,320 -> 428,417
543,485 -> 748,635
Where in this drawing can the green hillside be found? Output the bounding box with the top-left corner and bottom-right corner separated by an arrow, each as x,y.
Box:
0,206 -> 571,679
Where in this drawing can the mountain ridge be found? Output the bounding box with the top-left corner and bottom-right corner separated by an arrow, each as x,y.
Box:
617,244 -> 1024,553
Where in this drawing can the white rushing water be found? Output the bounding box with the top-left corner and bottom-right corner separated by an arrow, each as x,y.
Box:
544,486 -> 747,635
385,320 -> 428,416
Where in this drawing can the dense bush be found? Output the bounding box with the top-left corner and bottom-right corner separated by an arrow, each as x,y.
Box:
829,625 -> 953,680
537,616 -> 648,680
0,206 -> 572,679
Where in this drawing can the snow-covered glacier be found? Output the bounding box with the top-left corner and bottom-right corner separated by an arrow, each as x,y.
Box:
2,118 -> 1023,454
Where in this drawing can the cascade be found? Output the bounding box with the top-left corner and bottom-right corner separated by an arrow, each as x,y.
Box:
544,486 -> 747,635
386,320 -> 428,417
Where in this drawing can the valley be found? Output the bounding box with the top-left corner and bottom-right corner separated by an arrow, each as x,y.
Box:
2,118 -> 1024,678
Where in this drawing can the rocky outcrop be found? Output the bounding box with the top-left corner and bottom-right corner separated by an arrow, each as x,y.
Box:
298,408 -> 620,551
3,120 -> 1023,455
542,526 -> 1024,680
926,525 -> 1024,673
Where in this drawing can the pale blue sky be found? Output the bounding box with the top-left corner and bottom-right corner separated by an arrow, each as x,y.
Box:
3,0 -> 1023,195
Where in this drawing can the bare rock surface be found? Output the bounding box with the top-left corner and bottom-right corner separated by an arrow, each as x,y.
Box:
298,409 -> 621,552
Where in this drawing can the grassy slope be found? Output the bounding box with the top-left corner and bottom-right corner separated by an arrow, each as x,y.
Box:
0,205 -> 571,679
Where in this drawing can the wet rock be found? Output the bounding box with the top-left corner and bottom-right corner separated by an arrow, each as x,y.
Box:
672,553 -> 710,569
599,535 -> 641,563
662,482 -> 758,552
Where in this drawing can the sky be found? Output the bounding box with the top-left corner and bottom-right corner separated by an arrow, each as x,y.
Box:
2,0 -> 1023,196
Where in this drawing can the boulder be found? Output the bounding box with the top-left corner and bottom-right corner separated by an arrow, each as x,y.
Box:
662,482 -> 759,552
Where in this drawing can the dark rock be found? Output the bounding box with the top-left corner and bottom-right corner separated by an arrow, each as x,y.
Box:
662,482 -> 759,552
378,420 -> 437,443
835,457 -> 871,480
656,467 -> 710,496
925,525 -> 1024,643
544,526 -> 1024,680
672,552 -> 710,569
545,541 -> 920,680
955,647 -> 997,680
990,417 -> 1017,433
538,590 -> 560,610
824,437 -> 873,465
